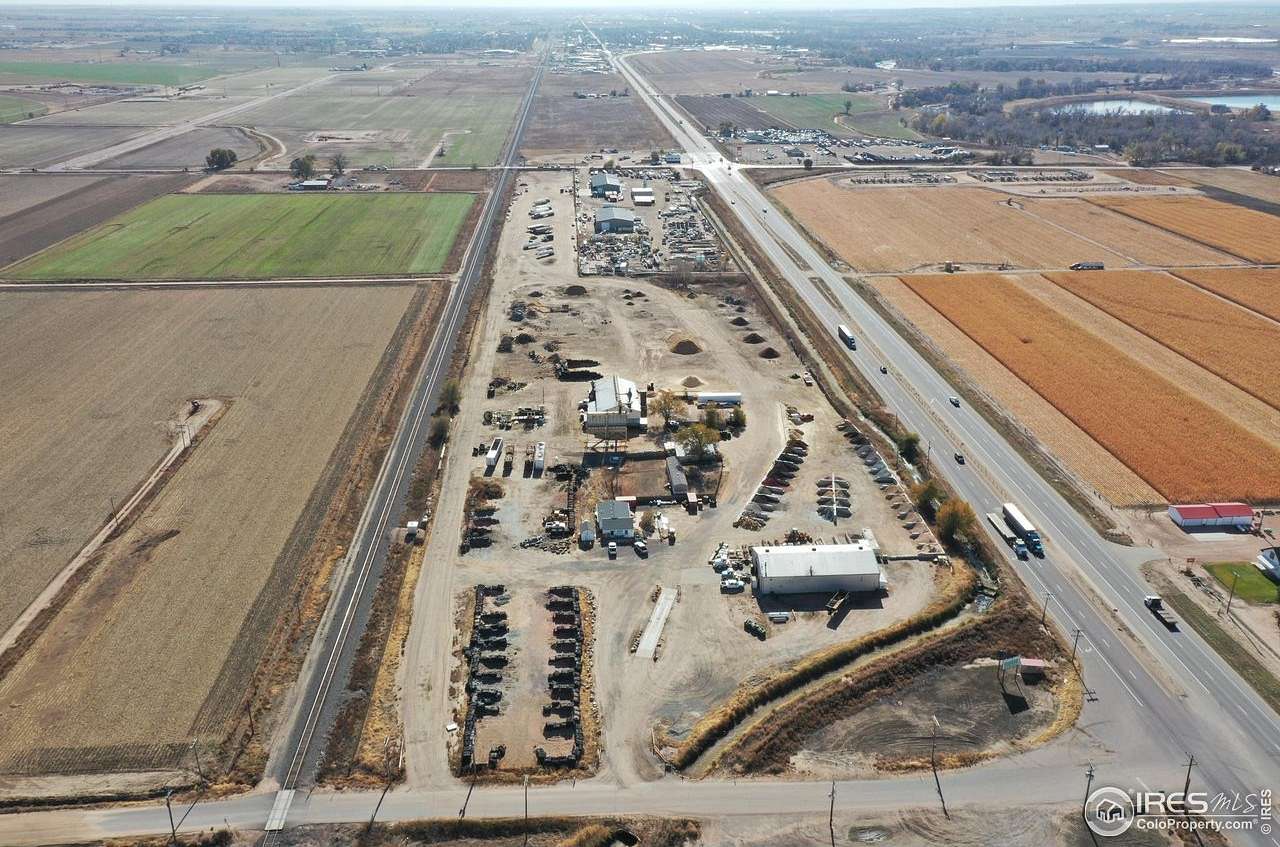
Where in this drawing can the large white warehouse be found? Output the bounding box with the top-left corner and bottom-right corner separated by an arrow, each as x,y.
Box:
752,542 -> 884,595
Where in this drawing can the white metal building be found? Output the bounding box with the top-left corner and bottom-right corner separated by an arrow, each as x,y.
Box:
1167,502 -> 1253,529
595,499 -> 634,540
752,542 -> 884,595
585,375 -> 643,435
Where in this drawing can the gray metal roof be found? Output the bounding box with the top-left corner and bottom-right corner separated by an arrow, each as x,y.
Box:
595,205 -> 635,223
596,499 -> 633,522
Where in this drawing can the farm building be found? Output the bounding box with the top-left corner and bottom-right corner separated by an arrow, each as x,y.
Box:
297,178 -> 332,191
584,374 -> 643,435
595,205 -> 636,234
1167,502 -> 1254,529
632,186 -> 655,206
590,172 -> 622,197
752,542 -> 884,595
595,499 -> 634,540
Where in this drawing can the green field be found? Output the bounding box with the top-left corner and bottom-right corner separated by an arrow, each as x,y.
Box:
754,93 -> 879,137
0,94 -> 45,124
6,193 -> 475,280
0,61 -> 222,87
1205,562 -> 1279,604
840,108 -> 923,141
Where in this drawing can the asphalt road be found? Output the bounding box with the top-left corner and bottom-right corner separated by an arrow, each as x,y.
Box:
258,52 -> 547,810
608,41 -> 1280,840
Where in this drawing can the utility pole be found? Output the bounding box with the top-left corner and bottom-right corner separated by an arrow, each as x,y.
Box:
165,789 -> 177,845
1224,574 -> 1238,617
1082,764 -> 1095,816
1040,591 -> 1054,627
828,780 -> 836,847
930,715 -> 948,819
1183,753 -> 1196,809
1070,628 -> 1084,665
190,738 -> 205,784
524,774 -> 530,846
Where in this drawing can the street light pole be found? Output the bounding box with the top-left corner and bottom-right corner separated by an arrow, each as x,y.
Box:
1039,591 -> 1054,627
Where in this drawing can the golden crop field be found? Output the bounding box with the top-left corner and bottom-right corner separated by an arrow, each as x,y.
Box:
0,285 -> 419,775
901,274 -> 1280,503
1090,195 -> 1280,263
1178,168 -> 1280,205
770,182 -> 1219,272
1173,267 -> 1280,323
1046,270 -> 1280,411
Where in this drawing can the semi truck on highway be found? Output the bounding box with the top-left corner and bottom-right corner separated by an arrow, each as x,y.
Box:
1001,502 -> 1044,557
837,324 -> 857,350
1144,595 -> 1179,630
986,512 -> 1029,559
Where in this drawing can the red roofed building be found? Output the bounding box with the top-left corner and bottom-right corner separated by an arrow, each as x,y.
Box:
1168,502 -> 1254,529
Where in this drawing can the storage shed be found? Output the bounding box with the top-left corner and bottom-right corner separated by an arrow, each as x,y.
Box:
590,172 -> 622,197
752,542 -> 884,595
665,456 -> 688,498
1168,502 -> 1253,529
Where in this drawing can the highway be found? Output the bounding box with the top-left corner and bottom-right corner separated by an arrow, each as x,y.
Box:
606,41 -> 1280,839
255,52 -> 547,833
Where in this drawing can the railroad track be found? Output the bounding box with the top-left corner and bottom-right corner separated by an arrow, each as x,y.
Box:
260,52 -> 546,844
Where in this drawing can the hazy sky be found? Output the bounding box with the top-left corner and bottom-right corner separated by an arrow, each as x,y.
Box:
0,0 -> 1257,7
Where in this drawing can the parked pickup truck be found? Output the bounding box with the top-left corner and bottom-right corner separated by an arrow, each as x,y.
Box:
1144,595 -> 1178,630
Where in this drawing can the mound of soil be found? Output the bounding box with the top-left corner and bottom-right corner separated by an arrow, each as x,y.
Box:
681,375 -> 704,388
730,317 -> 750,327
565,285 -> 587,296
742,333 -> 766,344
671,338 -> 703,355
759,347 -> 780,359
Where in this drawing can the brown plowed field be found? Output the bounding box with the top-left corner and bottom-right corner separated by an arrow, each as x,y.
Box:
675,95 -> 772,131
1173,267 -> 1280,322
771,182 -> 1218,273
1045,270 -> 1280,411
1089,195 -> 1280,263
870,277 -> 1163,506
900,273 -> 1280,502
0,284 -> 419,775
522,72 -> 673,156
0,172 -> 193,268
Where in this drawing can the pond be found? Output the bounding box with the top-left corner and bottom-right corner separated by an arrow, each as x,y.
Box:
1180,94 -> 1280,111
1052,99 -> 1183,115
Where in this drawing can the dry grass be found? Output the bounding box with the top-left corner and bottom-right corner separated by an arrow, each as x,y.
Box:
870,277 -> 1163,506
901,273 -> 1280,502
1178,168 -> 1280,204
0,285 -> 418,775
1090,194 -> 1280,262
771,182 -> 1195,272
1045,270 -> 1280,411
1173,267 -> 1280,323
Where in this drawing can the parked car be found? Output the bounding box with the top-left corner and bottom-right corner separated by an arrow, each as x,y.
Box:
607,542 -> 617,559
744,619 -> 766,639
634,539 -> 648,558
720,578 -> 745,594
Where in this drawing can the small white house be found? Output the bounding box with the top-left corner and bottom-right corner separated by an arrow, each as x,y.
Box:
595,499 -> 634,540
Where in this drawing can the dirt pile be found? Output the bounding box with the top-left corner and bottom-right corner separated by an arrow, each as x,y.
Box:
670,338 -> 703,355
681,376 -> 704,388
759,347 -> 780,359
730,316 -> 750,327
565,284 -> 587,296
742,333 -> 766,344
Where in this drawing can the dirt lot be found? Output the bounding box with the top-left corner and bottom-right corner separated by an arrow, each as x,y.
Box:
0,284 -> 420,776
770,179 -> 1233,273
405,170 -> 946,790
0,172 -> 194,275
789,663 -> 1057,777
521,72 -> 674,158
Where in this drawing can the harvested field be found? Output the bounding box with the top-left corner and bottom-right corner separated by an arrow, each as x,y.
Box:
0,285 -> 420,775
674,95 -> 772,132
1025,197 -> 1232,266
901,273 -> 1280,502
98,126 -> 259,170
1045,270 -> 1280,411
1090,194 -> 1280,263
1174,267 -> 1280,322
28,96 -> 252,126
0,124 -> 142,169
0,60 -> 224,87
630,50 -> 777,95
522,73 -> 673,156
6,192 -> 475,280
771,182 -> 1179,273
869,277 -> 1162,506
1178,167 -> 1280,205
1101,168 -> 1193,187
0,93 -> 45,123
0,173 -> 194,268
